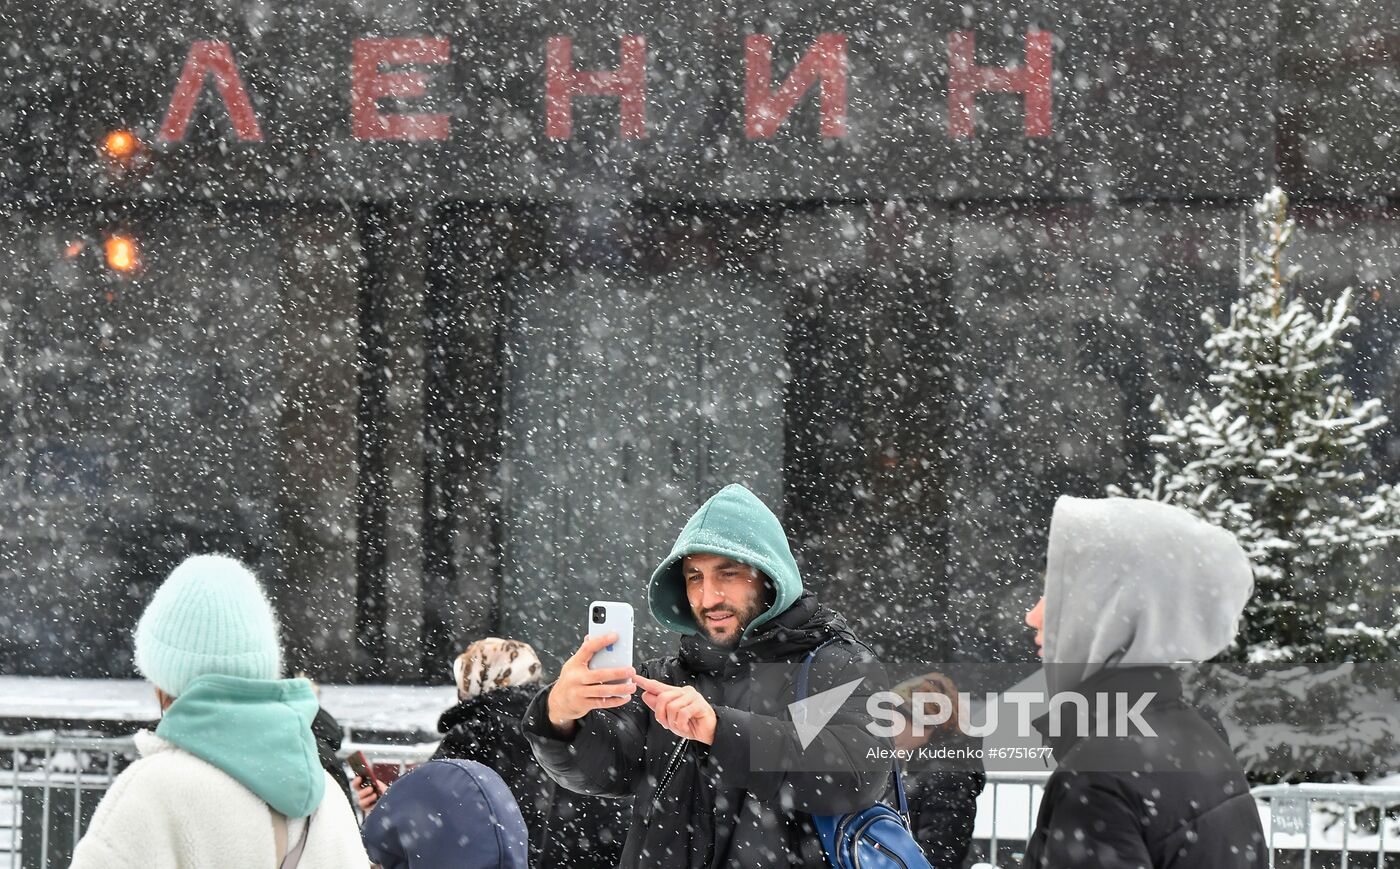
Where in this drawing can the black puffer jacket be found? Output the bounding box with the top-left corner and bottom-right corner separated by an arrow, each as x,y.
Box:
522,593 -> 889,869
434,684 -> 628,868
1023,667 -> 1266,869
905,764 -> 985,868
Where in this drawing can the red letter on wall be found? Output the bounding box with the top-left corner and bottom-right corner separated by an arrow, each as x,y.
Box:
352,38 -> 451,141
158,41 -> 264,142
947,31 -> 1053,139
745,33 -> 848,139
545,36 -> 648,140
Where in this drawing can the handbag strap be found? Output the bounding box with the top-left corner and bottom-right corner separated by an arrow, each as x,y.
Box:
797,639 -> 909,825
794,638 -> 841,704
272,810 -> 286,862
280,813 -> 313,869
891,762 -> 910,821
271,809 -> 314,869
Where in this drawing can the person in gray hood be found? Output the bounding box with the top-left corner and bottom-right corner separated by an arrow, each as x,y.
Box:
1022,496 -> 1267,869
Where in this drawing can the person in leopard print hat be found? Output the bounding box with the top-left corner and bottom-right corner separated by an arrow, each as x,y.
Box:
452,638 -> 543,700
357,637 -> 628,868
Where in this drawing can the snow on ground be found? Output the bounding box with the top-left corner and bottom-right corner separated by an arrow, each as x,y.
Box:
0,676 -> 459,737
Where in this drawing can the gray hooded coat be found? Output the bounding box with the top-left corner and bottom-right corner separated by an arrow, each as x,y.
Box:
1024,497 -> 1267,869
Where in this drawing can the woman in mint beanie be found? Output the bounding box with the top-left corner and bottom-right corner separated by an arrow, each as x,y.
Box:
71,554 -> 369,869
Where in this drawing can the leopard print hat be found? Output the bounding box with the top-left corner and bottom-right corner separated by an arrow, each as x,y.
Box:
452,637 -> 544,700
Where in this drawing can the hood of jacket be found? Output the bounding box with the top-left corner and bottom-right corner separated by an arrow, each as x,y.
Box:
1042,496 -> 1254,696
155,673 -> 326,818
649,484 -> 802,638
361,759 -> 528,869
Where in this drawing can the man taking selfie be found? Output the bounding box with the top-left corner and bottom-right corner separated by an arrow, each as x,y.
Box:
522,484 -> 887,868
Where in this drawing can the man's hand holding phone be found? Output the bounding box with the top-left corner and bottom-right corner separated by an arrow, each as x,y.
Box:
546,632 -> 637,737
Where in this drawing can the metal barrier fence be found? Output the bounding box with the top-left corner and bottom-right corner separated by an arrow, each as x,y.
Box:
972,771 -> 1052,867
0,733 -> 435,869
4,734 -> 1400,868
0,735 -> 130,869
1251,783 -> 1400,869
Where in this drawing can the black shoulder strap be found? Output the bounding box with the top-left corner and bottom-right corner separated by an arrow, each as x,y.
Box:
534,779 -> 557,859
795,639 -> 910,824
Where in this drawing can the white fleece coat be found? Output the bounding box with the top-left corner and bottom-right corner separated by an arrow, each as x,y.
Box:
70,731 -> 369,869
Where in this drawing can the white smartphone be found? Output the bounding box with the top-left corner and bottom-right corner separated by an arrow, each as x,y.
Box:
587,600 -> 634,675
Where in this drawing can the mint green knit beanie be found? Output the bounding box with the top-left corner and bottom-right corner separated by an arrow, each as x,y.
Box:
134,554 -> 282,698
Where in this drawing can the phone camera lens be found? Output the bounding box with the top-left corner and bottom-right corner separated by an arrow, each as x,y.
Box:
592,606 -> 606,624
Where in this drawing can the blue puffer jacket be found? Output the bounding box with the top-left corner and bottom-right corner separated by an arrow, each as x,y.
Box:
362,759 -> 529,869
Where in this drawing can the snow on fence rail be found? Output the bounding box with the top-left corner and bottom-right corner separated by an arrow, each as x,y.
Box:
3,734 -> 1400,869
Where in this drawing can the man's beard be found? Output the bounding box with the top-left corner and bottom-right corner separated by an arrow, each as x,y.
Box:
695,598 -> 767,649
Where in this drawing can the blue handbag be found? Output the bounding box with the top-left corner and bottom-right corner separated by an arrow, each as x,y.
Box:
796,640 -> 934,869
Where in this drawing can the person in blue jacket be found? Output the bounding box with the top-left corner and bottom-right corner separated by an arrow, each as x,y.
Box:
362,758 -> 529,869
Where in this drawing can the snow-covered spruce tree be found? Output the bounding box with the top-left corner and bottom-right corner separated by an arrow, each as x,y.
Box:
1122,187 -> 1400,663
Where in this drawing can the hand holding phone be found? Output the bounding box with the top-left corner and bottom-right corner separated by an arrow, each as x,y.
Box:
347,751 -> 382,796
544,602 -> 638,736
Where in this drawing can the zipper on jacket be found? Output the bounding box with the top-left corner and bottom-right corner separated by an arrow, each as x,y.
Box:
654,738 -> 689,799
639,737 -> 690,836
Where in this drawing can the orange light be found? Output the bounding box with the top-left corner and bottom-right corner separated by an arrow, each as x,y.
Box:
63,240 -> 85,258
103,130 -> 137,160
105,235 -> 137,272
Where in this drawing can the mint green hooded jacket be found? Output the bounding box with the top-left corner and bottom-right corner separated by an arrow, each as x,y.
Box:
155,673 -> 327,817
648,483 -> 804,636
